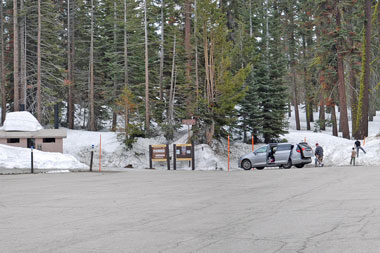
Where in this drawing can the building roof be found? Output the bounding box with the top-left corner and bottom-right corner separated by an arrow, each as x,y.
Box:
0,129 -> 67,138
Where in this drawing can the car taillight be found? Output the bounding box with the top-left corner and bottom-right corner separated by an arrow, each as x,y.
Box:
302,148 -> 305,151
297,149 -> 301,153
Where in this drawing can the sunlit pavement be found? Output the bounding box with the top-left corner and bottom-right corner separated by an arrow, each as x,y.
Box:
1,166 -> 380,252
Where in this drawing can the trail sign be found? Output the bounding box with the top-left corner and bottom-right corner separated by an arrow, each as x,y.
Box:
182,119 -> 195,125
149,144 -> 170,170
173,143 -> 195,170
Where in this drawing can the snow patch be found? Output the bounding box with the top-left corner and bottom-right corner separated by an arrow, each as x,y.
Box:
1,112 -> 43,132
0,144 -> 87,170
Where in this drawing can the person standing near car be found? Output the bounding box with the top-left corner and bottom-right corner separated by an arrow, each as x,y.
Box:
315,143 -> 324,167
354,139 -> 366,157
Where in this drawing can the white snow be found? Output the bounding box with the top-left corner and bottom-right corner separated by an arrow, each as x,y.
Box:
0,144 -> 88,170
1,106 -> 380,171
1,111 -> 43,132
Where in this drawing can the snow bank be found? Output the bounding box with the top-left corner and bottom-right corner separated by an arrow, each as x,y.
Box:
1,112 -> 43,132
0,144 -> 88,170
63,129 -> 231,170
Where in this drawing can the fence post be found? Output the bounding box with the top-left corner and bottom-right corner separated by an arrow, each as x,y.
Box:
173,144 -> 176,170
31,146 -> 34,173
166,144 -> 170,170
191,143 -> 195,170
149,145 -> 153,169
228,136 -> 230,172
90,145 -> 94,172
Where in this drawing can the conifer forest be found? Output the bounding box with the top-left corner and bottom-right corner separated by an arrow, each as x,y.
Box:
0,0 -> 379,145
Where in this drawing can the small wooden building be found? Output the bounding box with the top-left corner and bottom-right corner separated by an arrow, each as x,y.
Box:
0,129 -> 67,153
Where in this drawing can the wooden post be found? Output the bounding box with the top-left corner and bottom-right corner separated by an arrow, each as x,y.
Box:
99,134 -> 102,172
90,145 -> 94,172
31,146 -> 34,173
166,144 -> 170,170
191,143 -> 195,170
173,144 -> 176,170
149,145 -> 153,169
228,135 -> 230,172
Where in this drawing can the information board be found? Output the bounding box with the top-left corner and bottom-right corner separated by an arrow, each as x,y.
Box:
149,144 -> 170,170
173,143 -> 195,170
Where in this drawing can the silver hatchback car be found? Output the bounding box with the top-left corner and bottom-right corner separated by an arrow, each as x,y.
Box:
238,142 -> 313,170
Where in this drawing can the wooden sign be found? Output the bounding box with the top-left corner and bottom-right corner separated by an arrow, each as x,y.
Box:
149,144 -> 170,170
182,119 -> 196,125
173,143 -> 195,170
151,145 -> 167,161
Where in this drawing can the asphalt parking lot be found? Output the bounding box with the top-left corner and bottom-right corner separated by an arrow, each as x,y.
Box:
2,166 -> 380,252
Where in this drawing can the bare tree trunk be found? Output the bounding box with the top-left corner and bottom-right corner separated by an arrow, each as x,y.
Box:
288,5 -> 300,130
124,0 -> 129,129
356,0 -> 371,139
159,0 -> 164,101
13,0 -> 19,112
112,0 -> 117,131
319,91 -> 326,130
293,82 -> 300,130
20,0 -> 26,109
144,0 -> 150,134
168,34 -> 176,125
349,58 -> 358,137
336,1 -> 350,139
1,0 -> 6,123
249,0 -> 253,38
331,104 -> 338,136
89,0 -> 95,131
309,103 -> 314,122
194,0 -> 199,107
184,0 -> 191,84
37,0 -> 42,121
203,21 -> 210,106
68,0 -> 75,129
0,1 -> 7,124
302,34 -> 310,131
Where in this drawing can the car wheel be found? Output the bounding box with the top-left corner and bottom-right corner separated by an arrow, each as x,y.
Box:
283,159 -> 292,169
295,164 -> 305,168
255,167 -> 265,170
241,159 -> 252,170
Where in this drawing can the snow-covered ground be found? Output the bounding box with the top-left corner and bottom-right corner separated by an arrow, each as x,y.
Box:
0,144 -> 87,170
1,106 -> 380,171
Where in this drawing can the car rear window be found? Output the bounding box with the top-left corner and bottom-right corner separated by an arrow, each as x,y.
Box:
277,144 -> 292,151
298,143 -> 312,149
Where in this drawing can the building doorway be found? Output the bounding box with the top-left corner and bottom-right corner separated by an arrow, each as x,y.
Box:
27,138 -> 35,149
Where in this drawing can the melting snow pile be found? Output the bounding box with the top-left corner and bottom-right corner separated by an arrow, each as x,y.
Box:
1,111 -> 43,132
0,144 -> 88,170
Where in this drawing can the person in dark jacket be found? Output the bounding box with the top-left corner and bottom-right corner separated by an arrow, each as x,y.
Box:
354,140 -> 366,157
315,143 -> 324,167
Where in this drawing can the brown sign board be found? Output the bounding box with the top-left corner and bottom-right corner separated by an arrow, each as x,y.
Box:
152,145 -> 167,161
173,143 -> 195,170
182,119 -> 196,125
175,144 -> 192,160
149,144 -> 170,170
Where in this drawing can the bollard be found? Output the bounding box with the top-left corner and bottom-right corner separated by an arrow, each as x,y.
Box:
31,146 -> 34,173
228,136 -> 230,172
90,145 -> 94,172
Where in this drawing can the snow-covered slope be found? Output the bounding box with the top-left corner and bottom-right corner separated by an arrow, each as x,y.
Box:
63,107 -> 380,170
